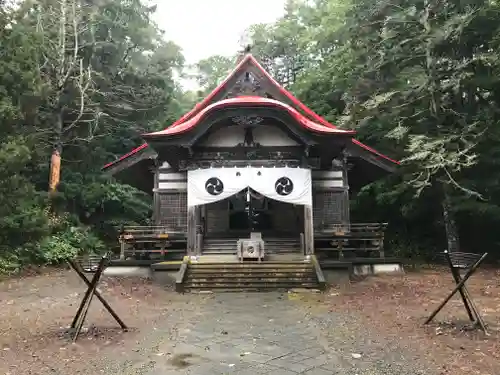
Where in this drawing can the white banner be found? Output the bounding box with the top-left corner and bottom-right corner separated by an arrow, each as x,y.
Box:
187,168 -> 249,207
187,167 -> 312,207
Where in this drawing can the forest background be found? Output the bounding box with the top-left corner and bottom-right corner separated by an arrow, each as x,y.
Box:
2,0 -> 500,273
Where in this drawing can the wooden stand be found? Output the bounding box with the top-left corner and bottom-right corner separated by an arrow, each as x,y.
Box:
424,251 -> 488,334
68,257 -> 127,342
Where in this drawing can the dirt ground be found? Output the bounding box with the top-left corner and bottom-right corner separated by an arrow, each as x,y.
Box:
0,268 -> 205,375
0,267 -> 499,375
326,267 -> 500,375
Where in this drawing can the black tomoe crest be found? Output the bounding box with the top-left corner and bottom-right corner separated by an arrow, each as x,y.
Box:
275,177 -> 293,196
205,177 -> 224,195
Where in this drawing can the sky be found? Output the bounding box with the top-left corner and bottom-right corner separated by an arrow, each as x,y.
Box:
151,0 -> 286,88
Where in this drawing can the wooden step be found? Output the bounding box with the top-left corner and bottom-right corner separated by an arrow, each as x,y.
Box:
203,238 -> 300,243
203,250 -> 237,254
202,237 -> 301,255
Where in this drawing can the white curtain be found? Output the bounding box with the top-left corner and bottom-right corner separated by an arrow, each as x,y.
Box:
187,168 -> 248,207
187,167 -> 312,207
249,167 -> 312,206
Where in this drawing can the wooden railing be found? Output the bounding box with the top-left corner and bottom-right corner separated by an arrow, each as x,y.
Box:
315,223 -> 388,259
118,226 -> 187,260
119,226 -> 186,241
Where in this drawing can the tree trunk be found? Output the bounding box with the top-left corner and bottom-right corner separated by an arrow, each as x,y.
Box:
48,149 -> 61,193
49,111 -> 64,193
442,183 -> 460,252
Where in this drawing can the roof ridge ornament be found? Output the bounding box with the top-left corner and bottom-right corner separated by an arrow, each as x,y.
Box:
226,71 -> 264,97
238,30 -> 253,55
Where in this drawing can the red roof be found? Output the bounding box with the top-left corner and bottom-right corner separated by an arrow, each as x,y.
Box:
143,96 -> 355,137
103,54 -> 399,170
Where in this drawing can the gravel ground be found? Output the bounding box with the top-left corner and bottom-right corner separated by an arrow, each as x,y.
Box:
322,268 -> 500,375
0,269 -> 439,375
0,269 -> 209,375
289,292 -> 436,375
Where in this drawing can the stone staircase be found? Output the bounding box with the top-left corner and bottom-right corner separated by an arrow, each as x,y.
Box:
202,237 -> 301,254
176,255 -> 325,292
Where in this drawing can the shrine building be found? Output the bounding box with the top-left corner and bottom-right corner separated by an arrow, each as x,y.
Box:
102,54 -> 399,290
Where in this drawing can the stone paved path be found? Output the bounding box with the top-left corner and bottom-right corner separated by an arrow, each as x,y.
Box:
136,292 -> 433,375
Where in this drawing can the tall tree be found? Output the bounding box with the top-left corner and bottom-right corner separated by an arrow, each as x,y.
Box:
0,0 -> 186,271
236,0 -> 500,256
191,55 -> 235,93
245,0 -> 310,87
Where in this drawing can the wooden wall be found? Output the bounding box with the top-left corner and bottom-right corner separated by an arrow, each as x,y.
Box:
157,193 -> 187,231
312,168 -> 350,231
154,162 -> 188,231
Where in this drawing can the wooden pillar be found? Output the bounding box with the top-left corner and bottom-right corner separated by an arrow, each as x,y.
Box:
194,206 -> 203,256
119,239 -> 125,260
304,205 -> 314,255
196,233 -> 203,256
341,152 -> 351,230
187,206 -> 196,256
342,164 -> 350,231
187,205 -> 202,256
152,167 -> 159,224
300,232 -> 305,255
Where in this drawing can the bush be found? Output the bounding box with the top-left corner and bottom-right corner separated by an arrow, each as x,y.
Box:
0,152 -> 108,272
35,222 -> 106,264
0,137 -> 51,273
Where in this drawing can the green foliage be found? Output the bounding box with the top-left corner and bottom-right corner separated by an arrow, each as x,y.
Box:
0,138 -> 50,266
0,0 -> 183,273
36,226 -> 105,264
191,55 -> 236,93
3,0 -> 500,271
57,176 -> 153,244
197,0 -> 500,259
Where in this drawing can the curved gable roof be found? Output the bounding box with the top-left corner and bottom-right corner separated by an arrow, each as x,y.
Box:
142,96 -> 355,138
103,54 -> 398,170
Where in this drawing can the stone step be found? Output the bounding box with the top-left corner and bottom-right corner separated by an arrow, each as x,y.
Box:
185,277 -> 317,283
187,272 -> 315,278
188,268 -> 313,273
179,252 -> 321,292
185,288 -> 317,293
184,282 -> 319,291
188,270 -> 315,275
183,266 -> 319,292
